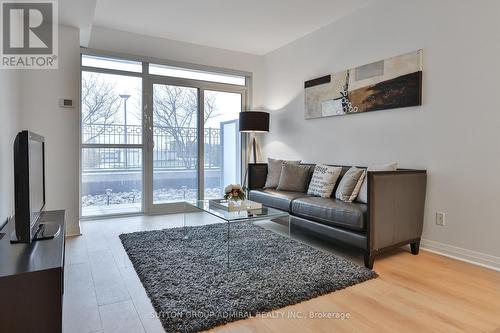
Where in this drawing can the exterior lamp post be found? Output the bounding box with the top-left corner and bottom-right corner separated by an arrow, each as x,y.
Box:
119,94 -> 131,169
119,94 -> 131,144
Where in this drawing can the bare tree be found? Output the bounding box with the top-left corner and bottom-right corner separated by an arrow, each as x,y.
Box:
153,85 -> 218,169
203,92 -> 217,123
81,73 -> 122,143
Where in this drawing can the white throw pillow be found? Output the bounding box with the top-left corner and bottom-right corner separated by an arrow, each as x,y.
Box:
357,162 -> 398,203
307,164 -> 342,197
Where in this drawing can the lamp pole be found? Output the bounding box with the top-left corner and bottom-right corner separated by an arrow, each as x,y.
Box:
119,94 -> 131,169
119,94 -> 131,144
252,134 -> 257,163
238,111 -> 270,189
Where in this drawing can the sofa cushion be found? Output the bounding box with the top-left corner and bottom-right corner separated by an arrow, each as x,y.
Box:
307,164 -> 342,197
291,197 -> 367,232
249,189 -> 309,212
277,164 -> 312,192
335,166 -> 366,202
264,158 -> 301,188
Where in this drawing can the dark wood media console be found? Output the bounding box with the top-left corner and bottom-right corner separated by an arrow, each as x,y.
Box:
0,210 -> 65,333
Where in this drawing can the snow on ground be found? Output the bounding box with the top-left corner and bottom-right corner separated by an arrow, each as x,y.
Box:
82,188 -> 223,207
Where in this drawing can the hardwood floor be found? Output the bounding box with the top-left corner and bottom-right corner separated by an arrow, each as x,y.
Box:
63,214 -> 500,333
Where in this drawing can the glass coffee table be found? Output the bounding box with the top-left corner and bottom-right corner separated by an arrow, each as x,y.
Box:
182,200 -> 290,271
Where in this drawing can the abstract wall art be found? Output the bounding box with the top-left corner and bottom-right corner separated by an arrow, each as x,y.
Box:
304,49 -> 423,119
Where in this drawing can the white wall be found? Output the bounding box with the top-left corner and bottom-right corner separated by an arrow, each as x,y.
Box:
0,71 -> 20,227
19,26 -> 81,235
262,0 -> 500,258
88,27 -> 266,108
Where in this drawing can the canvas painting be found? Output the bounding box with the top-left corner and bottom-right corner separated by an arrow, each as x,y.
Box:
304,49 -> 423,119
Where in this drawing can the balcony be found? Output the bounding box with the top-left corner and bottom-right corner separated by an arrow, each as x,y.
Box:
81,123 -> 232,216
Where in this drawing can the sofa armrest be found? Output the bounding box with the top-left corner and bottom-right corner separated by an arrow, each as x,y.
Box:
368,170 -> 427,252
248,163 -> 268,190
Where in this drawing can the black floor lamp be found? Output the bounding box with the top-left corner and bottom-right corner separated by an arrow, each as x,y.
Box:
239,111 -> 269,186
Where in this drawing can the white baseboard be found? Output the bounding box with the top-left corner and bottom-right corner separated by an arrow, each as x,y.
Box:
421,239 -> 500,272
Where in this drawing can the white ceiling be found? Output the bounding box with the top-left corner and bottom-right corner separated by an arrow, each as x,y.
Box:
60,0 -> 374,55
59,0 -> 97,46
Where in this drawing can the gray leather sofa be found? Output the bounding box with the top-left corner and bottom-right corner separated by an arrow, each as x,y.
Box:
248,163 -> 427,269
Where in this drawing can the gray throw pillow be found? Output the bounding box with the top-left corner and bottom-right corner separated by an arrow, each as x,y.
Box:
307,164 -> 342,197
276,164 -> 311,192
357,162 -> 398,203
335,167 -> 366,202
264,158 -> 301,188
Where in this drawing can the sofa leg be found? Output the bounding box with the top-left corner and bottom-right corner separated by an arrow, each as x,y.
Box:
364,253 -> 374,269
410,240 -> 420,255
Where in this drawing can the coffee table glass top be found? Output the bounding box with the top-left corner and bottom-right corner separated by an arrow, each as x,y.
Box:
186,200 -> 288,222
183,200 -> 291,271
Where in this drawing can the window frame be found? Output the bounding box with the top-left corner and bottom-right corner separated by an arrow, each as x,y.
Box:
148,63 -> 246,86
79,48 -> 252,220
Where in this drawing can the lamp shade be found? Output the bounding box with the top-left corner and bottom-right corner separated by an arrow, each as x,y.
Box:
239,111 -> 269,133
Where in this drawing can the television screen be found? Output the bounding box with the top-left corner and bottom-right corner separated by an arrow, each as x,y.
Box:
29,139 -> 45,227
13,130 -> 46,243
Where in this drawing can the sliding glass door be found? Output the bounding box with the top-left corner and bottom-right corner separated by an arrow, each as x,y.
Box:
203,90 -> 242,199
80,52 -> 249,218
146,80 -> 244,212
151,83 -> 199,204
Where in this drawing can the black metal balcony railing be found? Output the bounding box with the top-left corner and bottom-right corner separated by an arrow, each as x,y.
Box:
82,123 -> 221,171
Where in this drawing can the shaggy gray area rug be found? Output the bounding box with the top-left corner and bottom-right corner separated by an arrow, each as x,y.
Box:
119,222 -> 377,333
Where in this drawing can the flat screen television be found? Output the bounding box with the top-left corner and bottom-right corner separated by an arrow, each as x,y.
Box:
12,130 -> 47,243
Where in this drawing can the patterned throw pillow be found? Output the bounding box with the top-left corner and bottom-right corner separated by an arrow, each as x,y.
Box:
335,167 -> 366,202
307,164 -> 342,197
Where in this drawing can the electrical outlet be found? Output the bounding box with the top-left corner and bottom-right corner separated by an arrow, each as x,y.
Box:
436,212 -> 446,226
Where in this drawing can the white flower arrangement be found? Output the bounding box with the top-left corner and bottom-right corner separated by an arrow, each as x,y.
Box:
224,183 -> 246,201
